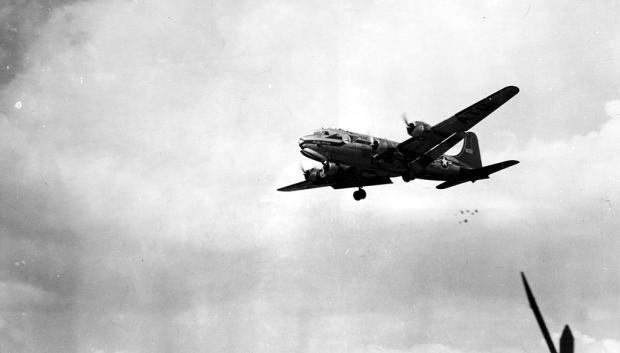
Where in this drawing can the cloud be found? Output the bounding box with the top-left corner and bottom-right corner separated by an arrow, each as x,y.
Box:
369,344 -> 469,353
0,0 -> 80,83
0,0 -> 619,353
604,99 -> 620,118
561,331 -> 620,353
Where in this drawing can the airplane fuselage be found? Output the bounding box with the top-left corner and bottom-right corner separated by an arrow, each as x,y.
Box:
299,128 -> 468,181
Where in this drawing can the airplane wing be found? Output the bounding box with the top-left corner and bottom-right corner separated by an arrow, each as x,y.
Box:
277,180 -> 330,192
278,174 -> 392,192
398,86 -> 519,173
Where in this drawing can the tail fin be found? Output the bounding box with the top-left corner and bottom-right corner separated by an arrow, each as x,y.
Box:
454,132 -> 482,168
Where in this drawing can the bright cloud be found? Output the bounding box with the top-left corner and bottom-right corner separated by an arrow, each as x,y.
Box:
0,0 -> 619,353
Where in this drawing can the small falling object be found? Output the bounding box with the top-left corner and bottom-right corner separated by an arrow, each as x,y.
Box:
14,101 -> 22,109
463,219 -> 468,223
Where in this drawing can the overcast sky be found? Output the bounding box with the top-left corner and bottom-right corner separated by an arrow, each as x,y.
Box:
0,1 -> 620,352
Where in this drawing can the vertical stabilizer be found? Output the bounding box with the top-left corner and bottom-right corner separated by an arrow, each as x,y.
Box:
454,132 -> 482,168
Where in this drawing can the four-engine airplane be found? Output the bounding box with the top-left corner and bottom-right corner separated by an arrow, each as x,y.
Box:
278,86 -> 521,200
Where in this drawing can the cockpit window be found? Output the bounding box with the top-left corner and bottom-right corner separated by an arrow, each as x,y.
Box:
353,136 -> 371,145
313,130 -> 330,136
326,133 -> 342,140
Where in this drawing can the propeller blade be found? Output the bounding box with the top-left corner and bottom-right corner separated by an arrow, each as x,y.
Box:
401,113 -> 410,126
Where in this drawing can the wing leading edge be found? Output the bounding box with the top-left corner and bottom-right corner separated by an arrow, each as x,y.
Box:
399,86 -> 519,173
278,175 -> 392,192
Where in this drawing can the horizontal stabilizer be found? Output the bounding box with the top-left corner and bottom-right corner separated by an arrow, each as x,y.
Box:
435,179 -> 469,189
436,160 -> 519,189
472,160 -> 519,178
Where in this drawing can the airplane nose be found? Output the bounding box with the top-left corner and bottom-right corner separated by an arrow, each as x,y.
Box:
299,136 -> 312,148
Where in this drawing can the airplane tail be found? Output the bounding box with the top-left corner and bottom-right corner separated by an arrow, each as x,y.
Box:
436,160 -> 519,189
453,132 -> 482,169
437,132 -> 518,189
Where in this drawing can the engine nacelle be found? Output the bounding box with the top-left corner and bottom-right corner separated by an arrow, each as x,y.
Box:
305,168 -> 323,182
320,162 -> 340,178
406,121 -> 432,137
371,138 -> 390,153
305,162 -> 347,182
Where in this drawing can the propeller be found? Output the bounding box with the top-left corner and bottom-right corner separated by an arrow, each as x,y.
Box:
401,113 -> 411,126
402,112 -> 418,136
402,112 -> 431,136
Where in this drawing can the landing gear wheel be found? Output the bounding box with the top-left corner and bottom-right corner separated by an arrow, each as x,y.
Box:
402,174 -> 411,182
353,188 -> 367,201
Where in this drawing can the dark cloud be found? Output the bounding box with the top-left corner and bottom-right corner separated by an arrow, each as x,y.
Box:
0,0 -> 80,84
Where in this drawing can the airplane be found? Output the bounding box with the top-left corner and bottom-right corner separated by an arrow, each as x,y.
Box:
278,86 -> 520,200
522,272 -> 574,353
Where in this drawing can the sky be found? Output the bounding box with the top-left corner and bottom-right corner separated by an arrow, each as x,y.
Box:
0,0 -> 620,352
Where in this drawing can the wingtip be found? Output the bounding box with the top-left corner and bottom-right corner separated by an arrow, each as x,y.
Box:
506,85 -> 520,93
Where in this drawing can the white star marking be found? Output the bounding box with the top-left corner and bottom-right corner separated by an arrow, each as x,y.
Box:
440,156 -> 451,168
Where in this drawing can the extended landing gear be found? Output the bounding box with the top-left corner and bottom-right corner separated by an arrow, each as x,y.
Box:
402,174 -> 411,182
353,188 -> 367,201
